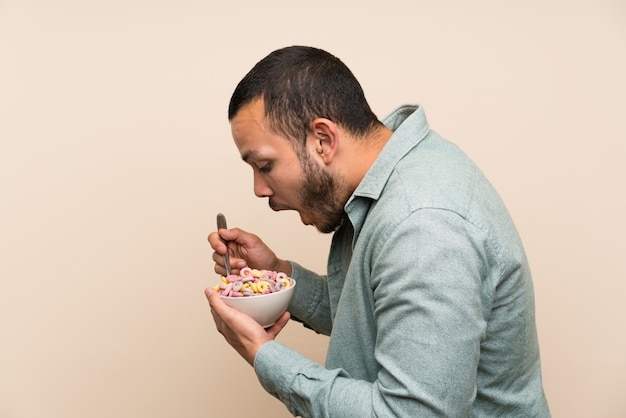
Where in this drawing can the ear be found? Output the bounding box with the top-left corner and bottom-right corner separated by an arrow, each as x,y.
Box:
308,118 -> 339,164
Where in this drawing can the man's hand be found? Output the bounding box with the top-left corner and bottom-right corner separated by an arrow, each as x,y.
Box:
205,287 -> 291,366
208,227 -> 292,277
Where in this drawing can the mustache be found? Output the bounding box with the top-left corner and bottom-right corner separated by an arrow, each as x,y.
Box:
268,198 -> 291,211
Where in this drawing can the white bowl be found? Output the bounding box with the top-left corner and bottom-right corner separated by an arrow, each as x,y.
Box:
220,281 -> 296,328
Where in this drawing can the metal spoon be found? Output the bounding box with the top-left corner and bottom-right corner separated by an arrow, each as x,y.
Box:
216,213 -> 232,276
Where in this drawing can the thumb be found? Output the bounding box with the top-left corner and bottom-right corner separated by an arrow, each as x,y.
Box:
205,287 -> 234,320
205,287 -> 223,308
218,226 -> 241,242
265,310 -> 290,338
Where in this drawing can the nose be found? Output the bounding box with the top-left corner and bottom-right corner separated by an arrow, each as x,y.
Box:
253,171 -> 273,198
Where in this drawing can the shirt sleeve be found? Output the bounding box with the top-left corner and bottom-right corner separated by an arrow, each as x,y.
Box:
255,209 -> 494,417
254,341 -> 373,417
367,209 -> 492,416
286,262 -> 333,335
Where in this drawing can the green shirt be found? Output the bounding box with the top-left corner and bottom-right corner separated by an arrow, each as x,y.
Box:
254,105 -> 550,417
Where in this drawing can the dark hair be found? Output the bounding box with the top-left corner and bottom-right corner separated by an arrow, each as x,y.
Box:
228,46 -> 382,147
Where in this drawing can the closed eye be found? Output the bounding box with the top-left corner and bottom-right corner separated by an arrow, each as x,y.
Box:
258,162 -> 272,173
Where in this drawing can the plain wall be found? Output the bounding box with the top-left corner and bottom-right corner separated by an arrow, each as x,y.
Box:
1,1 -> 624,417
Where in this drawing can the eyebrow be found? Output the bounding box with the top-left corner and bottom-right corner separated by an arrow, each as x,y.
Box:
241,150 -> 255,163
241,149 -> 262,163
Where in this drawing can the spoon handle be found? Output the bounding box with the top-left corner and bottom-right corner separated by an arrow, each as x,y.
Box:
216,213 -> 232,276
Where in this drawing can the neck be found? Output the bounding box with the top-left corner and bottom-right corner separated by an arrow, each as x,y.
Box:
340,125 -> 394,189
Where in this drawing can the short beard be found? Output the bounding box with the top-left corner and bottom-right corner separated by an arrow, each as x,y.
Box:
298,150 -> 350,234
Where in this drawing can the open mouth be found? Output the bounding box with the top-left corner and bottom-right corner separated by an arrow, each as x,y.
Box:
268,199 -> 315,226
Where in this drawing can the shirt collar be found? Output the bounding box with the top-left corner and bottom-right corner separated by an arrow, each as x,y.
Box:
343,104 -> 430,234
349,104 -> 429,202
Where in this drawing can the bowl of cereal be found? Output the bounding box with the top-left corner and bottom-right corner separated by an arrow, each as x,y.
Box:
214,267 -> 296,328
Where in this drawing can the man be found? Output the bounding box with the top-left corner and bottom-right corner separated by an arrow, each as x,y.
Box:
206,46 -> 550,417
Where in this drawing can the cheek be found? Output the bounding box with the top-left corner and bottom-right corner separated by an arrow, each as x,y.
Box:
274,169 -> 304,196
273,175 -> 295,194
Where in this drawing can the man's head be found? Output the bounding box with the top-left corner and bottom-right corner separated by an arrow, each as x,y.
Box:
228,46 -> 386,233
228,45 -> 382,151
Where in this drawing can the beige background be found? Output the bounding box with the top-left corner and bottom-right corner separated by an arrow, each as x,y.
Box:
1,1 -> 625,417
